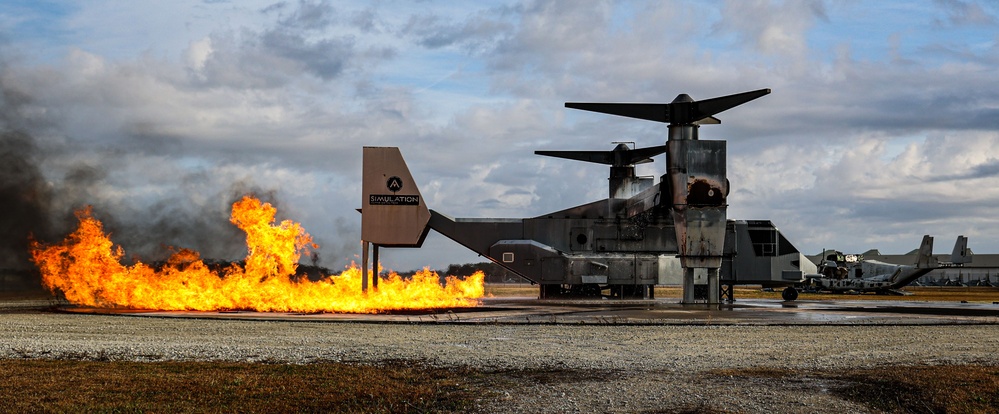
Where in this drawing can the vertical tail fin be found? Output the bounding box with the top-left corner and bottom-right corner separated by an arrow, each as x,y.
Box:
361,147 -> 430,247
950,235 -> 972,264
915,235 -> 935,268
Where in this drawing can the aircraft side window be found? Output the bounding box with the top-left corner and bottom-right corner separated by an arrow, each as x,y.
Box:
747,229 -> 778,257
502,252 -> 514,263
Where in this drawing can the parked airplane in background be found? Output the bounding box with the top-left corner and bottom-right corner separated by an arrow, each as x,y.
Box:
805,235 -> 971,295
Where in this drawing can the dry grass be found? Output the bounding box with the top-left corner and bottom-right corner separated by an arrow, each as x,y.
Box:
0,360 -> 488,413
713,364 -> 999,414
485,284 -> 999,303
483,284 -> 540,297
2,359 -> 996,413
836,365 -> 999,413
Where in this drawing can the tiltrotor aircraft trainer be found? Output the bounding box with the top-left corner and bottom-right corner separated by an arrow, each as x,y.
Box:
360,88 -> 815,303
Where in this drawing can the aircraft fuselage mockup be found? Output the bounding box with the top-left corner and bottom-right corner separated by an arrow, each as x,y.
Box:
360,89 -> 815,303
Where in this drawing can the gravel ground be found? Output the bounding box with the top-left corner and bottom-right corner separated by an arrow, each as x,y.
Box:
2,305 -> 998,413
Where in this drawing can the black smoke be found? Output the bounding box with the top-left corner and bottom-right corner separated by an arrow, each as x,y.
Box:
0,60 -> 280,277
0,71 -> 53,271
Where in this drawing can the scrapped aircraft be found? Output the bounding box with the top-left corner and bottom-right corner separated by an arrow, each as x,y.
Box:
360,89 -> 815,303
805,235 -> 971,294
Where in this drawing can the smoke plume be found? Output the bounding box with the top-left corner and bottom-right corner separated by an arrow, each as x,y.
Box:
0,72 -> 53,270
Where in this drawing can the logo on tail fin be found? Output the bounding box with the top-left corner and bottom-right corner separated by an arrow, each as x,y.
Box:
387,176 -> 403,192
371,175 -> 418,205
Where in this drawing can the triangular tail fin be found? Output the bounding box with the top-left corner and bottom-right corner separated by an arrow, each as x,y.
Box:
361,147 -> 431,247
915,235 -> 935,268
950,235 -> 972,264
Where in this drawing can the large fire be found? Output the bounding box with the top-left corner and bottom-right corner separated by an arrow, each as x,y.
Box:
29,196 -> 484,313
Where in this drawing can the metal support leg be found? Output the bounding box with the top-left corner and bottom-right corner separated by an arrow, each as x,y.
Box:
371,244 -> 379,291
361,241 -> 369,292
721,284 -> 735,302
681,267 -> 696,304
707,267 -> 720,305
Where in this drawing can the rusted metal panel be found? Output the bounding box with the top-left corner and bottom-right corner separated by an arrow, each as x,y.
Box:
674,207 -> 726,268
667,140 -> 728,268
667,140 -> 727,208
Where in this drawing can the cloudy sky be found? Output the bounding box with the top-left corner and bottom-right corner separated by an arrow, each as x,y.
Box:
1,0 -> 997,273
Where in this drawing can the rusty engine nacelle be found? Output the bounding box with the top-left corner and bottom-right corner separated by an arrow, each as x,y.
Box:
666,139 -> 728,268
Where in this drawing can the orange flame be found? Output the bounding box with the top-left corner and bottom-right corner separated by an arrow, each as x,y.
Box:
29,196 -> 484,313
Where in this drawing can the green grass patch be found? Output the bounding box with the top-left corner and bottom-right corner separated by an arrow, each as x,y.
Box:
0,359 -> 489,413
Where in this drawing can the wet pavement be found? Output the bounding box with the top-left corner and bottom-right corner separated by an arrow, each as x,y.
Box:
60,297 -> 999,325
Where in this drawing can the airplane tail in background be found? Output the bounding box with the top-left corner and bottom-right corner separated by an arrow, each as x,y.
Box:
950,235 -> 972,265
915,235 -> 935,268
361,147 -> 431,247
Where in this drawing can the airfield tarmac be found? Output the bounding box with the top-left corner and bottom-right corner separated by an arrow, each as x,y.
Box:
60,297 -> 999,325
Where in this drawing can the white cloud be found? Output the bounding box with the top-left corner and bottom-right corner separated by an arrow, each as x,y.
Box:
3,0 -> 999,272
718,0 -> 827,58
184,37 -> 213,72
934,0 -> 997,26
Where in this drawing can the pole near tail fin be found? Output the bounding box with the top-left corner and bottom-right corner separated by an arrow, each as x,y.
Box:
361,147 -> 431,247
950,235 -> 972,264
915,235 -> 935,268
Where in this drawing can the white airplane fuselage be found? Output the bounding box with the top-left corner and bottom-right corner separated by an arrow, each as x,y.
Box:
806,235 -> 970,294
810,260 -> 934,293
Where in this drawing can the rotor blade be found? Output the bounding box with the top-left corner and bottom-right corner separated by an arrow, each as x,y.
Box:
535,150 -> 615,165
536,144 -> 667,166
692,88 -> 770,121
623,145 -> 667,164
566,88 -> 770,124
564,103 -> 670,123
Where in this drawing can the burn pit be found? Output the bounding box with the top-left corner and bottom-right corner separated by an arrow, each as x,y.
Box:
29,196 -> 485,314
